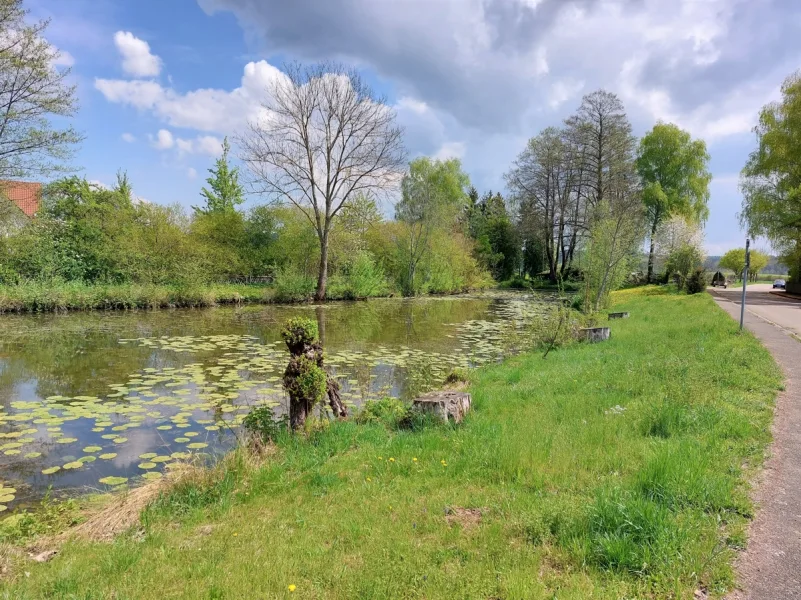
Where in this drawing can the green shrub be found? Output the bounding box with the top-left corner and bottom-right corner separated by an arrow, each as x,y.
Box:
444,367 -> 470,385
356,397 -> 411,429
685,268 -> 707,294
273,267 -> 315,302
498,275 -> 530,290
242,407 -> 288,443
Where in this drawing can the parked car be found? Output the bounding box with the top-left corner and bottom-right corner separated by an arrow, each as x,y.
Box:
773,279 -> 786,289
711,271 -> 728,288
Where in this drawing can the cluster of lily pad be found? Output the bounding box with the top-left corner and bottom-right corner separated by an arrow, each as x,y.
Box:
0,292 -> 546,509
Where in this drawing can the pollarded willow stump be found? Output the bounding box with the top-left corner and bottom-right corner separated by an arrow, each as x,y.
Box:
412,391 -> 472,424
281,317 -> 348,430
579,327 -> 611,343
608,312 -> 629,319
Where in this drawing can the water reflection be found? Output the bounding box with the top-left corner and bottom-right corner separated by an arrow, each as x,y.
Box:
0,291 -> 548,509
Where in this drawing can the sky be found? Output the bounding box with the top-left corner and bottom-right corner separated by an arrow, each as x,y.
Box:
28,0 -> 801,255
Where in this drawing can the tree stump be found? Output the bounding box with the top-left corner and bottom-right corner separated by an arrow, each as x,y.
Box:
579,327 -> 611,343
412,391 -> 471,424
608,312 -> 629,319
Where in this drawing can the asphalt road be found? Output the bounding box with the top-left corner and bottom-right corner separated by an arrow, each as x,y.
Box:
711,286 -> 801,599
711,283 -> 801,338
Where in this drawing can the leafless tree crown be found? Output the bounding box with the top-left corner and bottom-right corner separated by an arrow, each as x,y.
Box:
238,62 -> 406,237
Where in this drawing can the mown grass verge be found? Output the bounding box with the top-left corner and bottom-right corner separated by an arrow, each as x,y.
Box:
0,288 -> 782,599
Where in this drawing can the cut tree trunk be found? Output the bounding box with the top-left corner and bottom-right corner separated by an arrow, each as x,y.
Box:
579,327 -> 611,343
412,391 -> 471,424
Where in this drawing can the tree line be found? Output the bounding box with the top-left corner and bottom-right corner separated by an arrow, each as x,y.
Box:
20,0 -> 801,307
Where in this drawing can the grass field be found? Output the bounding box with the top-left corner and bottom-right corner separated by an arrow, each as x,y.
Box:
0,288 -> 782,599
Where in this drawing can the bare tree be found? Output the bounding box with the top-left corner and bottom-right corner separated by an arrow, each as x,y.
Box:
238,62 -> 406,300
0,0 -> 82,180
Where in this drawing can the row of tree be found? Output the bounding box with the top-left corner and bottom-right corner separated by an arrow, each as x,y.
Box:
0,0 -> 723,308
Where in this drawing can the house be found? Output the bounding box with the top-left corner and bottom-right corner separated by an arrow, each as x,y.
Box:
0,180 -> 42,217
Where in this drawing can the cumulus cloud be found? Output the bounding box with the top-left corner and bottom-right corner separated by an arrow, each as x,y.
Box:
52,49 -> 75,68
151,129 -> 174,150
121,132 -> 136,143
149,129 -> 222,157
95,60 -> 285,134
114,31 -> 162,77
197,0 -> 801,141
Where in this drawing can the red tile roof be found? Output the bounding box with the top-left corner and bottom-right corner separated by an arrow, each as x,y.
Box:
0,180 -> 41,217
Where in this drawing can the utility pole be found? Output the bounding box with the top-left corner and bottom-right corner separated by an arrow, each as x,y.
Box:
740,238 -> 750,330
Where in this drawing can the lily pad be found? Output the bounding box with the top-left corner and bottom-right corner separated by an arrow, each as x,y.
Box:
42,466 -> 61,475
187,442 -> 208,449
112,437 -> 128,444
24,452 -> 42,459
138,462 -> 157,470
142,471 -> 163,480
99,476 -> 128,486
83,446 -> 102,453
138,453 -> 157,460
63,461 -> 83,470
99,453 -> 117,460
0,494 -> 14,503
56,438 -> 78,444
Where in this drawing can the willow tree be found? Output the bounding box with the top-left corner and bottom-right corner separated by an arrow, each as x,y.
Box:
0,0 -> 81,179
239,62 -> 406,300
740,71 -> 801,283
636,123 -> 711,282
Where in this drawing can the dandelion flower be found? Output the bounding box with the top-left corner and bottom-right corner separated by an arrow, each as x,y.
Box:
366,477 -> 372,482
412,457 -> 418,462
377,456 -> 383,460
389,457 -> 395,462
233,533 -> 238,537
288,584 -> 296,592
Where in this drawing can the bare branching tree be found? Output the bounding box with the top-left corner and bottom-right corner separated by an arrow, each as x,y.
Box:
0,0 -> 82,180
238,62 -> 407,300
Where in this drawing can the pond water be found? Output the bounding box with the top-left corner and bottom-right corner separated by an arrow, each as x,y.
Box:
0,291 -> 549,510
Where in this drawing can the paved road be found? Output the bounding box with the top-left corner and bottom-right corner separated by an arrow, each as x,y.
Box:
710,287 -> 801,599
712,283 -> 801,338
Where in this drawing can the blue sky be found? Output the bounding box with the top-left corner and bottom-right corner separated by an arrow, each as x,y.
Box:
30,0 -> 801,255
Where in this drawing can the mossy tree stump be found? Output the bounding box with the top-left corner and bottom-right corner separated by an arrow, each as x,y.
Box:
281,318 -> 348,430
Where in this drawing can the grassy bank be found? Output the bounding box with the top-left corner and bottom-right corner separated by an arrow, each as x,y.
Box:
0,280 -> 494,314
0,289 -> 782,598
0,281 -> 277,313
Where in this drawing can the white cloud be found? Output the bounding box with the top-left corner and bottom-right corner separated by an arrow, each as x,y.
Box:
113,31 -> 162,78
121,132 -> 136,143
433,142 -> 466,161
151,129 -> 174,150
52,49 -> 75,68
150,130 -> 222,157
187,167 -> 198,179
95,60 -> 287,134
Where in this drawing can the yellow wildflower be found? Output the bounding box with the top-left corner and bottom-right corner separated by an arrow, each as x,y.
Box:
389,457 -> 395,462
412,457 -> 418,462
288,584 -> 296,592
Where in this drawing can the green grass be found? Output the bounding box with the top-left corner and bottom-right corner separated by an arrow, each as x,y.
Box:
0,281 -> 277,313
0,289 -> 782,599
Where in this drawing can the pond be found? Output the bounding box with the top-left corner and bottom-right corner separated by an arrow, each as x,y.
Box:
0,291 -> 550,511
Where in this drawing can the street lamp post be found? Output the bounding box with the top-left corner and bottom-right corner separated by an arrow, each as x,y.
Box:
739,238 -> 751,331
